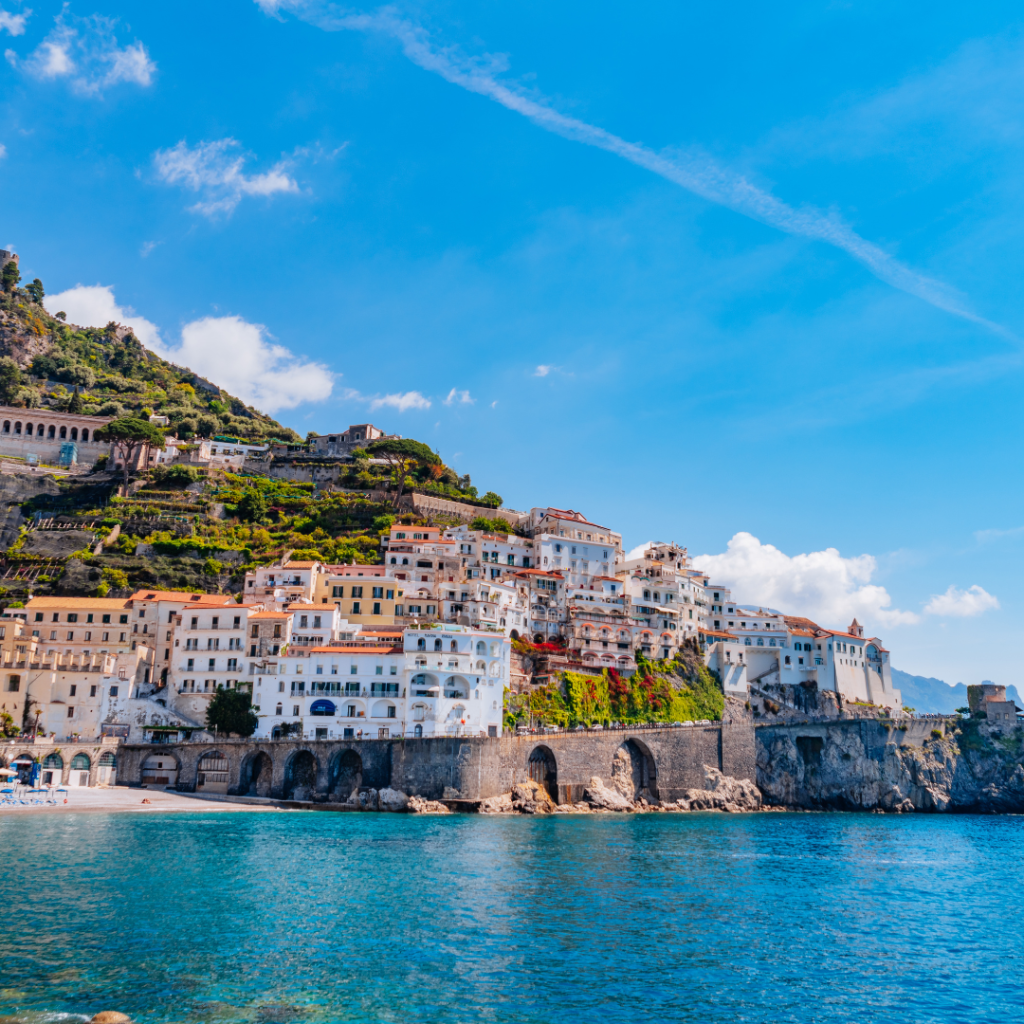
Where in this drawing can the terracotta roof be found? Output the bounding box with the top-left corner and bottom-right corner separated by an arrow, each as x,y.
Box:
827,630 -> 871,641
248,610 -> 289,620
784,615 -> 822,631
282,561 -> 320,568
701,629 -> 738,640
307,645 -> 403,654
130,590 -> 232,604
286,602 -> 320,610
789,628 -> 817,637
25,597 -> 130,609
513,569 -> 564,579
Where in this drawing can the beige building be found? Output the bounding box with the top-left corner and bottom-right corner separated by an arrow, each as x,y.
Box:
23,597 -> 134,657
0,405 -> 112,467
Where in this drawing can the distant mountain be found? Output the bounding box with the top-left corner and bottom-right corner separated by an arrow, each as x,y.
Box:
891,669 -> 1022,714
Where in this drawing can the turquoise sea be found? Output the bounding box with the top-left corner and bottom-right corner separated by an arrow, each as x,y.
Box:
0,811 -> 1020,1024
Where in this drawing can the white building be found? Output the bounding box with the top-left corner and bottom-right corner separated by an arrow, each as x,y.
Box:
250,624 -> 509,741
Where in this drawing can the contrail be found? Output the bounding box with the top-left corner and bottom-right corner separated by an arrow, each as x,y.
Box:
259,1 -> 1009,335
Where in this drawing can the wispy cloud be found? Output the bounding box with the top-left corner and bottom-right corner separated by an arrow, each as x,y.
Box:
257,2 -> 1008,337
43,284 -> 332,412
139,239 -> 160,258
924,584 -> 1000,618
0,8 -> 29,36
369,391 -> 431,412
152,138 -> 300,217
12,10 -> 154,95
534,364 -> 552,377
974,524 -> 1024,543
443,387 -> 474,405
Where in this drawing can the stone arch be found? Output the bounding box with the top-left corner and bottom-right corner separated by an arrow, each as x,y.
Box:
70,427 -> 78,441
283,749 -> 318,801
240,750 -> 273,797
81,428 -> 89,442
13,421 -> 21,435
329,748 -> 362,802
196,750 -> 229,792
612,739 -> 659,803
444,674 -> 470,698
47,424 -> 55,439
24,422 -> 32,436
59,425 -> 67,439
141,752 -> 180,787
1,421 -> 8,434
528,745 -> 558,802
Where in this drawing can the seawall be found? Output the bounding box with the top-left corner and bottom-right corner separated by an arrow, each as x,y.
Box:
115,721 -> 757,804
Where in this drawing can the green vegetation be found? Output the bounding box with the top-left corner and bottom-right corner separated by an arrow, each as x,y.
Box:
505,647 -> 724,730
206,688 -> 258,737
95,416 -> 166,489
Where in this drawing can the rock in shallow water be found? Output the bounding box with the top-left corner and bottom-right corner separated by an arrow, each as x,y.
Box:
91,1012 -> 131,1023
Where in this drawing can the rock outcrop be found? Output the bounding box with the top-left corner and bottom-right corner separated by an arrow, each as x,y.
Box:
757,718 -> 1024,812
378,787 -> 409,812
407,796 -> 451,814
668,766 -> 762,812
582,776 -> 634,811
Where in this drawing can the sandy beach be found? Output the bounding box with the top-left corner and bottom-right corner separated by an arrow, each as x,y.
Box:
0,786 -> 291,814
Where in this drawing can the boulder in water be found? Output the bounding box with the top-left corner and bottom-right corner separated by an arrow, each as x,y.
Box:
378,787 -> 408,812
91,1013 -> 131,1023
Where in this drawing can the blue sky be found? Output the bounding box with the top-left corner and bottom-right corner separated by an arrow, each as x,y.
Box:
1,0 -> 1022,685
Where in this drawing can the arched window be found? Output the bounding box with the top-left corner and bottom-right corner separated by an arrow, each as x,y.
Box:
81,428 -> 89,442
416,637 -> 425,650
70,753 -> 90,770
275,703 -> 283,715
1,421 -> 8,434
70,427 -> 78,440
390,557 -> 397,565
401,557 -> 409,565
475,641 -> 485,654
47,424 -> 55,438
24,423 -> 32,436
450,640 -> 458,652
13,422 -> 21,435
414,724 -> 423,737
433,639 -> 442,651
59,426 -> 67,439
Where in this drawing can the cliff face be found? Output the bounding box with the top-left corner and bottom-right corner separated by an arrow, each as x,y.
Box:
757,718 -> 1024,813
0,306 -> 55,367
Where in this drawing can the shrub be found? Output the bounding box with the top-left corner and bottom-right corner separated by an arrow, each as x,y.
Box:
931,728 -> 943,739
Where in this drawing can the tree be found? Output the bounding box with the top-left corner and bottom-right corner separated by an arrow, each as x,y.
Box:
203,557 -> 223,577
55,311 -> 66,322
0,358 -> 23,404
66,386 -> 84,415
25,278 -> 44,304
196,414 -> 219,438
237,488 -> 268,523
367,437 -> 436,509
94,416 -> 166,490
1,260 -> 20,294
206,688 -> 258,737
481,491 -> 503,508
101,567 -> 129,590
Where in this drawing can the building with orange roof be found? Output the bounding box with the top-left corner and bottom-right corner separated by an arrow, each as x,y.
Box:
243,558 -> 322,605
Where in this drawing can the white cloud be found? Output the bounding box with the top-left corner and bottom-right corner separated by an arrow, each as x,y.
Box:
152,138 -> 300,217
260,3 -> 1008,338
534,364 -> 552,377
0,143 -> 6,160
443,387 -> 473,405
158,316 -> 332,413
0,9 -> 29,37
44,284 -> 161,347
139,240 -> 160,258
924,585 -> 999,618
369,391 -> 431,412
626,541 -> 654,561
692,532 -> 920,630
18,12 -> 154,94
43,285 -> 331,413
490,400 -> 497,408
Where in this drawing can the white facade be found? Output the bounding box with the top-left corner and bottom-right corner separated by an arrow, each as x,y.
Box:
250,625 -> 509,741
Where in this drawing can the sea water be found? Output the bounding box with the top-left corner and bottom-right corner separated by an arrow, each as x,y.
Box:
0,811 -> 1021,1024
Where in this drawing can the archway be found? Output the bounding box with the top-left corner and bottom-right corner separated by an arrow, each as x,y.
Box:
527,745 -> 558,802
69,752 -> 91,788
241,751 -> 273,797
141,753 -> 180,788
611,739 -> 659,803
97,750 -> 116,786
42,752 -> 63,786
283,749 -> 317,801
197,751 -> 229,793
330,748 -> 362,802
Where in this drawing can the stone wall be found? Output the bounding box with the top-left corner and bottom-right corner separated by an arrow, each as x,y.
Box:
0,738 -> 120,787
114,721 -> 757,803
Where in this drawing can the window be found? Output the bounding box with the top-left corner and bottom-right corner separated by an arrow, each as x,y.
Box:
351,602 -> 361,614
313,615 -> 321,628
90,685 -> 97,697
5,675 -> 19,692
102,614 -> 110,624
387,706 -> 396,719
333,585 -> 344,597
187,659 -> 194,670
390,664 -> 397,676
66,631 -> 74,641
386,589 -> 394,600
119,615 -> 128,624
275,704 -> 283,716
109,686 -> 118,697
375,665 -> 383,675
373,587 -> 383,599
293,705 -> 300,716
227,658 -> 238,670
350,665 -> 357,674
433,639 -> 442,651
251,625 -> 259,637
68,614 -> 78,623
212,617 -> 219,630
67,706 -> 75,718
34,612 -> 42,622
351,586 -> 363,598
279,681 -> 285,692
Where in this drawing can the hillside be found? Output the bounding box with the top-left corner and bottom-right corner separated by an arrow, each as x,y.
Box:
0,279 -> 300,443
0,259 -> 514,602
891,668 -> 1022,714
